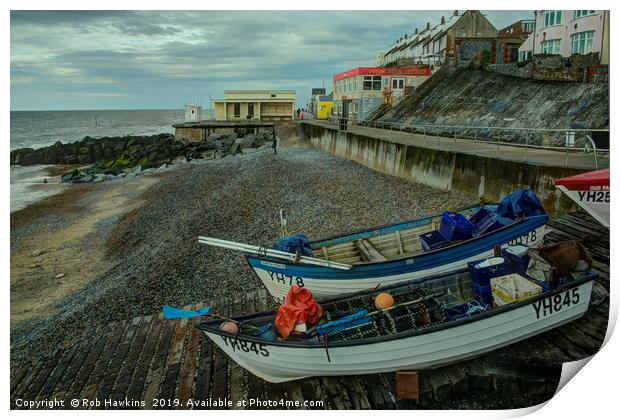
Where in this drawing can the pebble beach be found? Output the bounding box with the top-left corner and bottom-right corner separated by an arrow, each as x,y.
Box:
10,143 -> 475,365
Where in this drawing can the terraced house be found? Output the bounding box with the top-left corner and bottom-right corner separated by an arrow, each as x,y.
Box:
518,10 -> 610,64
376,10 -> 497,67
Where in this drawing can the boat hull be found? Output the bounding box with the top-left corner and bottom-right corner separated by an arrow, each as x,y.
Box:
203,280 -> 593,383
248,221 -> 547,301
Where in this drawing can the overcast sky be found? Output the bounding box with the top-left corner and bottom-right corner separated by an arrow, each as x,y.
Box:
11,10 -> 532,111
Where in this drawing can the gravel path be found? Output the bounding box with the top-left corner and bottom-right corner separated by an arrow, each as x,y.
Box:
11,147 -> 475,365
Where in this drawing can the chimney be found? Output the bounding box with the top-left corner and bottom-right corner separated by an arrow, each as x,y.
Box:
441,16 -> 445,25
426,22 -> 431,30
453,10 -> 459,17
414,28 -> 418,34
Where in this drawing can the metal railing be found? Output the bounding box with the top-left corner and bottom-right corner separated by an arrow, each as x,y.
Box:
322,116 -> 609,169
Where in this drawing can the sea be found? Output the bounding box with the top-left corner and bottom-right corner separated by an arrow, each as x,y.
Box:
10,109 -> 185,213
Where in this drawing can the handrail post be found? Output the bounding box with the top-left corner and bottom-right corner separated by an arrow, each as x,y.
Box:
565,146 -> 569,167
474,130 -> 477,144
586,134 -> 599,169
525,134 -> 528,162
497,132 -> 500,158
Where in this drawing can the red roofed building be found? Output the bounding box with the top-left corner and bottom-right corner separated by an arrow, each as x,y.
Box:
332,66 -> 431,121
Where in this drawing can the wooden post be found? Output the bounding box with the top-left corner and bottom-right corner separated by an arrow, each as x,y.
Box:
397,371 -> 420,401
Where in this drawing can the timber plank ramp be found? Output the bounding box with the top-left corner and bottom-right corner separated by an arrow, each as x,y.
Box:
11,212 -> 609,409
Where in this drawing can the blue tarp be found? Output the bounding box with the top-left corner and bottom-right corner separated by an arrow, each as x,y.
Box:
315,310 -> 373,336
274,233 -> 313,256
495,188 -> 546,220
161,305 -> 211,319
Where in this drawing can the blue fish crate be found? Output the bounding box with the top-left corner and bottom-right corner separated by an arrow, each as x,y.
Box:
419,230 -> 450,252
439,212 -> 476,241
501,248 -> 531,273
473,213 -> 505,237
468,208 -> 491,225
468,257 -> 513,287
471,281 -> 492,295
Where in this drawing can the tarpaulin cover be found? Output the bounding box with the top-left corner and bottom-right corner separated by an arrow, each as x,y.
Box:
496,188 -> 546,220
275,286 -> 324,338
554,169 -> 610,191
315,310 -> 372,336
162,305 -> 211,319
274,233 -> 313,256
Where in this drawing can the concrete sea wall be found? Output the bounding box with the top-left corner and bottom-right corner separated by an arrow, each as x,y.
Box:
301,123 -> 582,217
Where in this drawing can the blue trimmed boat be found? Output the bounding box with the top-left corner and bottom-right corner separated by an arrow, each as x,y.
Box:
201,189 -> 549,301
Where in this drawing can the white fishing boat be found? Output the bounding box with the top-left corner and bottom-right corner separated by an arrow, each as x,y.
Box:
200,189 -> 548,301
196,252 -> 597,383
555,169 -> 609,228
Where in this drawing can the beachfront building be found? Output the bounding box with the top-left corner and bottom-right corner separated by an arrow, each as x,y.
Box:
376,10 -> 497,67
184,105 -> 203,122
518,11 -> 609,63
332,66 -> 430,121
212,90 -> 296,122
315,93 -> 333,120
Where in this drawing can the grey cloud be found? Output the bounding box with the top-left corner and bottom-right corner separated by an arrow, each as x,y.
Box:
11,10 -> 531,110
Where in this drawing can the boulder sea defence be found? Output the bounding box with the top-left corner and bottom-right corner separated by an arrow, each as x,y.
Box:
11,131 -> 275,182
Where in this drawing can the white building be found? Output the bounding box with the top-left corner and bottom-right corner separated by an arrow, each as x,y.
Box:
184,105 -> 202,123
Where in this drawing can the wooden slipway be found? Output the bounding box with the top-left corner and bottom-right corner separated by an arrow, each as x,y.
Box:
10,212 -> 609,409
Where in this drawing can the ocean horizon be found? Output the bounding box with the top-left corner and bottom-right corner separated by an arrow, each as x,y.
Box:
10,108 -> 189,212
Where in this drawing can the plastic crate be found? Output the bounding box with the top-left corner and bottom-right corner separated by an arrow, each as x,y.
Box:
472,213 -> 505,237
501,246 -> 531,273
467,257 -> 513,287
468,208 -> 491,225
419,230 -> 450,252
439,212 -> 476,241
472,281 -> 492,295
491,273 -> 543,306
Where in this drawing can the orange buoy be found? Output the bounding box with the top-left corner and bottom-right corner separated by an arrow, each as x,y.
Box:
375,292 -> 394,310
220,321 -> 239,334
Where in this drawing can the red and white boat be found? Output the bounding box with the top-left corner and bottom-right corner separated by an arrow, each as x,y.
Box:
555,169 -> 610,228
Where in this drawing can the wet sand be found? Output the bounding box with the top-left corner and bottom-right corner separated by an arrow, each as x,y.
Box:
10,174 -> 161,327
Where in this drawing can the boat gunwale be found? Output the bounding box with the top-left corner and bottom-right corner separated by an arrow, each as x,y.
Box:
308,202 -> 485,249
195,271 -> 596,349
245,214 -> 549,269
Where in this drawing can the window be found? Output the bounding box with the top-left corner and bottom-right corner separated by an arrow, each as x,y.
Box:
543,10 -> 562,27
363,76 -> 373,90
571,31 -> 595,54
233,103 -> 240,118
372,75 -> 381,90
541,39 -> 561,54
523,21 -> 535,32
573,10 -> 596,19
248,103 -> 254,117
348,80 -> 352,92
362,76 -> 382,91
519,50 -> 532,61
354,80 -> 358,91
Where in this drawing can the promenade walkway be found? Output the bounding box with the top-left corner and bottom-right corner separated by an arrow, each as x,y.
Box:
302,119 -> 608,171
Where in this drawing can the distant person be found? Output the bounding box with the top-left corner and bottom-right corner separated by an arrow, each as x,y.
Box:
296,108 -> 301,118
272,136 -> 278,155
